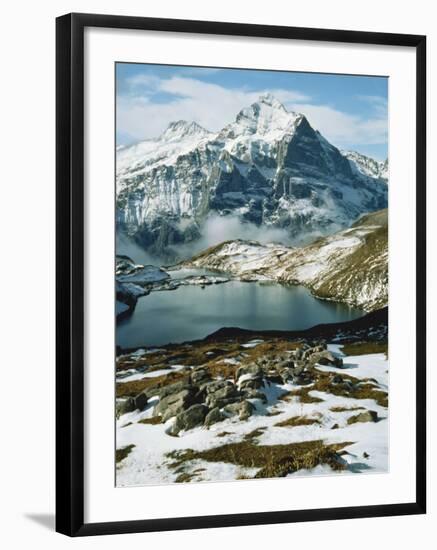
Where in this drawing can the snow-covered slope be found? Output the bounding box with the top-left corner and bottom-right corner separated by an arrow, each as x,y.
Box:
117,94 -> 388,255
342,150 -> 388,181
182,209 -> 388,312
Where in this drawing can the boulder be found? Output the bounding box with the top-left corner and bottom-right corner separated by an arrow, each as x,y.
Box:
242,389 -> 268,403
239,400 -> 255,420
224,400 -> 255,420
265,372 -> 283,384
293,361 -> 306,375
315,343 -> 327,352
154,388 -> 195,422
190,367 -> 211,386
293,374 -> 312,385
238,374 -> 264,391
144,378 -> 192,400
208,381 -> 238,399
347,410 -> 378,425
294,348 -> 304,360
310,351 -> 343,367
168,404 -> 209,436
204,407 -> 224,427
115,397 -> 135,418
279,368 -> 294,384
236,364 -> 263,380
206,380 -> 232,394
134,391 -> 148,411
206,394 -> 241,410
205,381 -> 240,409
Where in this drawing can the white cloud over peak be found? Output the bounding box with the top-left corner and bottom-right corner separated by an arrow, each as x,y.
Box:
117,76 -> 387,150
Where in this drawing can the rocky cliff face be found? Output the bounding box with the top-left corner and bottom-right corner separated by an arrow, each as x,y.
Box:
117,94 -> 388,256
181,209 -> 388,312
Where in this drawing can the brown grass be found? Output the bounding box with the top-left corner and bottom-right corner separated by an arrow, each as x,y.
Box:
243,427 -> 267,441
330,406 -> 366,413
205,361 -> 238,380
341,341 -> 388,357
289,388 -> 324,404
138,416 -> 162,425
309,371 -> 388,407
275,416 -> 320,428
166,439 -> 352,479
175,472 -> 197,483
116,444 -> 135,464
216,431 -> 233,438
115,370 -> 188,398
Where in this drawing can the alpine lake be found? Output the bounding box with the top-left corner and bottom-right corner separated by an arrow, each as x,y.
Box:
117,269 -> 365,349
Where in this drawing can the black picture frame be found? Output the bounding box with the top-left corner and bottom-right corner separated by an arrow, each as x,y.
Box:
56,12 -> 427,537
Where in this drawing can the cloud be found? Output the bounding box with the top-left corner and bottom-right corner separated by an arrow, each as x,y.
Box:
117,76 -> 310,142
284,100 -> 387,147
117,76 -> 387,151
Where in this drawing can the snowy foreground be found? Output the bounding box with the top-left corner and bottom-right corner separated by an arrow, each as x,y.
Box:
116,339 -> 388,486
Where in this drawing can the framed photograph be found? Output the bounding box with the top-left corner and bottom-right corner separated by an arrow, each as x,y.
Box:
56,13 -> 426,536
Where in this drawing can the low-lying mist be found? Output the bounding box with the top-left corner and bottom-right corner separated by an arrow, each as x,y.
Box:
168,214 -> 292,262
116,214 -> 341,268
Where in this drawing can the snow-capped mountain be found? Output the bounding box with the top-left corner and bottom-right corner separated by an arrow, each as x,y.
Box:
182,209 -> 388,312
342,150 -> 388,181
117,94 -> 388,255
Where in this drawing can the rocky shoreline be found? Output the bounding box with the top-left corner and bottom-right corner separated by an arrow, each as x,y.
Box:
116,254 -> 230,318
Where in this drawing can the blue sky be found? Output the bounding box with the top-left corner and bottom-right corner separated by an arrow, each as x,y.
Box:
116,63 -> 388,160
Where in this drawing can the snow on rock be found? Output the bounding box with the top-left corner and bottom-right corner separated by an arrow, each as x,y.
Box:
117,265 -> 169,284
342,150 -> 388,181
183,208 -> 388,312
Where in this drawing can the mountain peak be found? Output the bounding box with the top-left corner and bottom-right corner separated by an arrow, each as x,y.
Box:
227,94 -> 300,140
161,120 -> 210,140
257,93 -> 286,110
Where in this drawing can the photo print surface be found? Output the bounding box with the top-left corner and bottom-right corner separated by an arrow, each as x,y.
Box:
114,63 -> 388,487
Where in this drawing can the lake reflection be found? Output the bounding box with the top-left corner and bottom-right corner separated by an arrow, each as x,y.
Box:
117,279 -> 364,348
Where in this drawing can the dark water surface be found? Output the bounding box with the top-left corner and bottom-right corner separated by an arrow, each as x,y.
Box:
117,277 -> 365,348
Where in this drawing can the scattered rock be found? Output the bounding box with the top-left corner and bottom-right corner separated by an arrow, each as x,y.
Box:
190,367 -> 211,386
347,410 -> 378,425
293,361 -> 306,375
168,404 -> 209,436
294,348 -> 304,360
224,400 -> 255,420
265,372 -> 284,384
154,389 -> 195,422
242,389 -> 268,403
279,368 -> 294,384
238,375 -> 264,391
236,364 -> 263,380
157,379 -> 192,400
310,350 -> 343,367
116,397 -> 135,418
205,381 -> 241,409
293,374 -> 312,385
134,391 -> 148,411
204,407 -> 224,427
